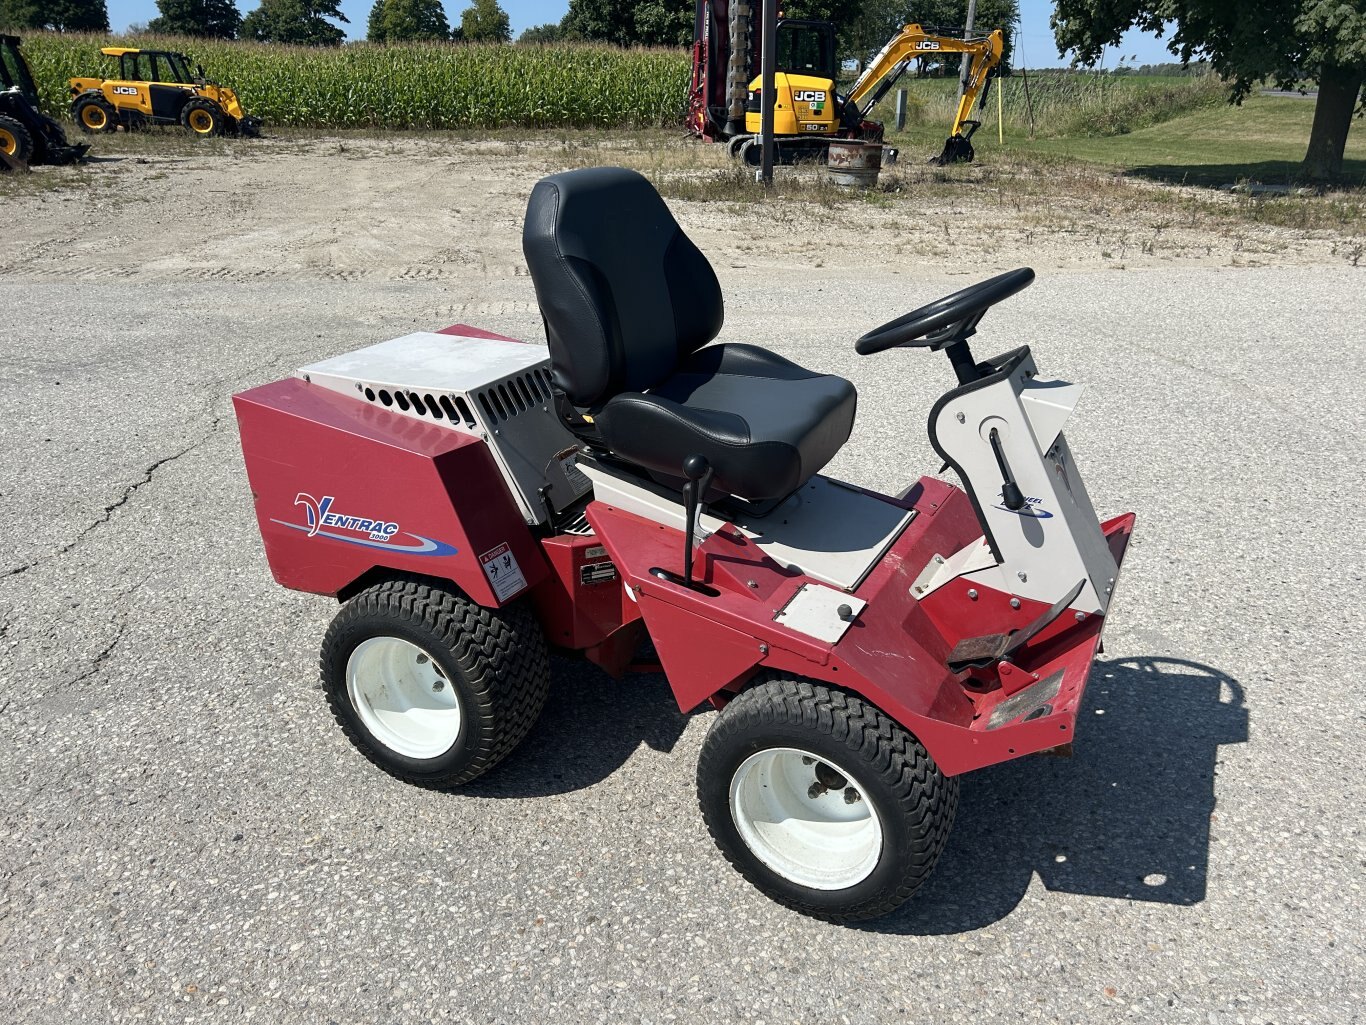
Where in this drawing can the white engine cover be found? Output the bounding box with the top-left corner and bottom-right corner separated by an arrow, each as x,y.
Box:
297,332 -> 591,525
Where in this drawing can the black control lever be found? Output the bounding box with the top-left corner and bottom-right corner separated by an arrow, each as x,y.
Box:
682,454 -> 714,588
988,428 -> 1025,510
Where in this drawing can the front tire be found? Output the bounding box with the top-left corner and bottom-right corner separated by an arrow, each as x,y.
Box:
320,578 -> 550,788
181,99 -> 224,137
0,114 -> 34,164
697,677 -> 958,922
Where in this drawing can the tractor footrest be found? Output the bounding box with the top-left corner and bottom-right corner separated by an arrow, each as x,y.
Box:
946,578 -> 1087,674
946,632 -> 1012,673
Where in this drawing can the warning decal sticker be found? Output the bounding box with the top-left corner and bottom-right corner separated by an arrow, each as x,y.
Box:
479,543 -> 528,601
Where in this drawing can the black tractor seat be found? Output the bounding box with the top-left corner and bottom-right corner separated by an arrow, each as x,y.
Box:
522,166 -> 856,503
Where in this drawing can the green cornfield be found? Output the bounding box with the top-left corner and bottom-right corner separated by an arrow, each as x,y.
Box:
20,32 -> 692,130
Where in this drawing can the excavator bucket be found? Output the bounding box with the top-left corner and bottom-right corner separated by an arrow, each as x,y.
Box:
930,134 -> 975,166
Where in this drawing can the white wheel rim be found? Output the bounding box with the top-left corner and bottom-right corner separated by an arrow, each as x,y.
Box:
345,636 -> 461,760
729,747 -> 883,890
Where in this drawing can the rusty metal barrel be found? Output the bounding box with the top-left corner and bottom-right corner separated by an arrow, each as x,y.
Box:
826,140 -> 883,188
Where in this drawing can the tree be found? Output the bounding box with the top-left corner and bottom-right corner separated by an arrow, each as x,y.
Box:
1052,0 -> 1365,179
518,22 -> 563,43
560,0 -> 690,46
242,0 -> 349,44
367,0 -> 449,42
2,0 -> 109,31
241,0 -> 349,45
631,0 -> 691,46
560,0 -> 630,45
460,0 -> 509,42
149,0 -> 241,38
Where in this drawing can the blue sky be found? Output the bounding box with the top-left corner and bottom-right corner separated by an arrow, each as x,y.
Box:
103,0 -> 1180,68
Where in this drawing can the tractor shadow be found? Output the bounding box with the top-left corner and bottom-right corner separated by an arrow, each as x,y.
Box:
461,654 -> 694,799
864,655 -> 1250,936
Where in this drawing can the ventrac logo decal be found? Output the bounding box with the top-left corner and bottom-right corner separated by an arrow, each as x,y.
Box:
915,41 -> 942,50
793,90 -> 827,102
270,493 -> 458,556
995,494 -> 1053,518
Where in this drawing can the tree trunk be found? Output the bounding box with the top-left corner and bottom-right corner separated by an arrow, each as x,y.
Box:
1302,62 -> 1363,180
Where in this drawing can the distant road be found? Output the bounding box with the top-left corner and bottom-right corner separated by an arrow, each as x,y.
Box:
1261,88 -> 1318,99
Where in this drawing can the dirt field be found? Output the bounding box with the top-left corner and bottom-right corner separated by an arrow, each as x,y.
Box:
2,132 -> 1363,1025
5,131 -> 1361,294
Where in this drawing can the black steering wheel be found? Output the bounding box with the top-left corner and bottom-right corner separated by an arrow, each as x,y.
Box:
855,268 -> 1035,355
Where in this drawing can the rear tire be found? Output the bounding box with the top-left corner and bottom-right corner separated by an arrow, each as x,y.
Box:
73,95 -> 117,134
320,578 -> 551,788
181,99 -> 224,137
697,676 -> 958,922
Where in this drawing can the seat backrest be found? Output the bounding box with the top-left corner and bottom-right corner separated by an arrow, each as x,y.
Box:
522,167 -> 724,408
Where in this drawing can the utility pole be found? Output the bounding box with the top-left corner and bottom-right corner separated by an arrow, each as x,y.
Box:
956,0 -> 978,103
759,0 -> 776,185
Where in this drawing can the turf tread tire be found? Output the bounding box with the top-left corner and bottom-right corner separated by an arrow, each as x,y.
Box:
320,578 -> 550,789
697,674 -> 958,922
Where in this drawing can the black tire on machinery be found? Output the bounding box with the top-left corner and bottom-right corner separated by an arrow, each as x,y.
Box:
180,97 -> 225,137
696,674 -> 959,923
320,576 -> 551,788
726,133 -> 753,160
0,114 -> 34,165
73,95 -> 118,134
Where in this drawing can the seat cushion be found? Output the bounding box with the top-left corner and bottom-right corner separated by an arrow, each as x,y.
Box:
595,344 -> 857,501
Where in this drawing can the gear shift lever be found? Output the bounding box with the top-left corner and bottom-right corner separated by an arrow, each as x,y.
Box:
682,454 -> 714,589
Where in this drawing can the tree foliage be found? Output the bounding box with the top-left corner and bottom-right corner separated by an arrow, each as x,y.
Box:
241,0 -> 349,46
1051,0 -> 1365,177
367,0 -> 449,42
149,0 -> 241,38
560,0 -> 690,46
2,0 -> 109,31
460,0 -> 510,43
518,22 -> 563,43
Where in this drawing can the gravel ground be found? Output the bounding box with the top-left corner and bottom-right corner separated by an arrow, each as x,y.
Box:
2,137 -> 1363,1024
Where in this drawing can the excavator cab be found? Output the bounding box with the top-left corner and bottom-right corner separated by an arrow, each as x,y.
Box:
742,20 -> 842,149
773,20 -> 836,79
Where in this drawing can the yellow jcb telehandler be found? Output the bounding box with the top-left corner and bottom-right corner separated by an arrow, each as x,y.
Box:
69,48 -> 261,138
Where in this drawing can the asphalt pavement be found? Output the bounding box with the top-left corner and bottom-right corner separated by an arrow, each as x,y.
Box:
2,214 -> 1363,1022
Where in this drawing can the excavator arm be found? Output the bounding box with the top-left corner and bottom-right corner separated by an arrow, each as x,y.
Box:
845,23 -> 1005,162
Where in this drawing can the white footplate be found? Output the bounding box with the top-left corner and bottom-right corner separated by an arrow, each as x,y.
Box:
773,584 -> 867,644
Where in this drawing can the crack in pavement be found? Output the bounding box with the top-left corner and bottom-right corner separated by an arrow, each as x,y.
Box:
65,619 -> 128,690
1,350 -> 295,582
2,416 -> 225,580
9,577 -> 147,716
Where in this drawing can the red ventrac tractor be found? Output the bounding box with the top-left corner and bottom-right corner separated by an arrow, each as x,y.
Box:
233,168 -> 1135,922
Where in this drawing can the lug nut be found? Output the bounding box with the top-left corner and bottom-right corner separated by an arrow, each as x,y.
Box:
843,787 -> 862,804
807,782 -> 827,799
432,680 -> 445,692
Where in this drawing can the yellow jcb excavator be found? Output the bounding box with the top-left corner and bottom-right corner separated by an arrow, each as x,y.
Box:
687,7 -> 1004,165
848,22 -> 1005,165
